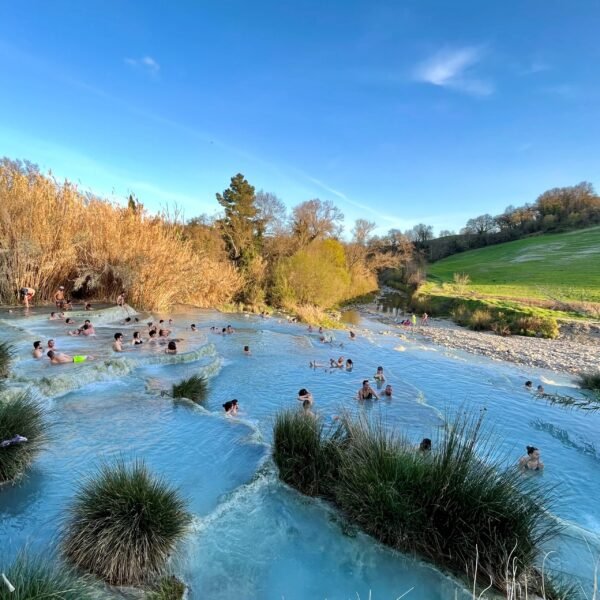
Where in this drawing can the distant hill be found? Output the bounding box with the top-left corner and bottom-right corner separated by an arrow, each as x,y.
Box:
426,226 -> 600,304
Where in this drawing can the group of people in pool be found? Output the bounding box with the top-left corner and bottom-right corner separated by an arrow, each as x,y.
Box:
210,325 -> 236,335
31,338 -> 95,364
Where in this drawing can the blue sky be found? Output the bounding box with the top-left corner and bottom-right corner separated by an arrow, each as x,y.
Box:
1,1 -> 599,235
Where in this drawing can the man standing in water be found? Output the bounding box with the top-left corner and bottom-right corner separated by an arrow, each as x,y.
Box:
53,286 -> 66,309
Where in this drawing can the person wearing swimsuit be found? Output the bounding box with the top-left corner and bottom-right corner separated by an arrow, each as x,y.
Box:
357,380 -> 379,400
519,446 -> 544,471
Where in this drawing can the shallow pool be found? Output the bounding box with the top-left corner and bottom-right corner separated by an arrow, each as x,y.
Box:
1,305 -> 598,598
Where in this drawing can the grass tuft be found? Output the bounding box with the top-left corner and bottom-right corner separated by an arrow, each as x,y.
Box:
0,341 -> 14,382
147,575 -> 186,600
61,459 -> 191,586
579,371 -> 600,392
0,554 -> 100,600
0,391 -> 49,484
273,410 -> 561,595
172,374 -> 208,404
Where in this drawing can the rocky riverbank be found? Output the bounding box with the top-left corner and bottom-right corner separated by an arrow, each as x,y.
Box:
359,307 -> 600,377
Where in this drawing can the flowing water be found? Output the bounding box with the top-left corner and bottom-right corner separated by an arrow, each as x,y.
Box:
1,305 -> 599,599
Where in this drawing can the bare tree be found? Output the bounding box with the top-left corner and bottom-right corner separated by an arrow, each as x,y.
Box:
463,214 -> 498,235
291,199 -> 344,247
255,190 -> 288,237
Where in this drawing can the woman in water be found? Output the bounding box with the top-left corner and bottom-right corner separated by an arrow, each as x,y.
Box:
519,446 -> 544,471
345,358 -> 353,371
297,388 -> 314,404
374,366 -> 385,382
165,341 -> 177,355
132,331 -> 143,345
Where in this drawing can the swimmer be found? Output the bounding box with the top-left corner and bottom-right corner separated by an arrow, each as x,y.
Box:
148,330 -> 158,343
53,286 -> 66,309
318,327 -> 323,335
32,341 -> 43,359
112,333 -> 124,352
116,291 -> 126,307
49,312 -> 60,320
226,325 -> 235,334
345,358 -> 353,371
329,357 -> 344,369
297,388 -> 314,404
85,303 -> 93,311
223,399 -> 239,416
519,446 -> 544,471
47,339 -> 57,351
383,384 -> 393,397
122,317 -> 132,324
357,380 -> 378,400
302,399 -> 316,418
525,381 -> 533,389
419,438 -> 432,452
349,331 -> 356,340
374,366 -> 385,382
158,328 -> 171,338
132,332 -> 143,345
47,350 -> 93,364
307,325 -> 313,333
537,384 -> 545,394
191,324 -> 197,332
65,318 -> 74,325
165,341 -> 177,355
243,345 -> 251,355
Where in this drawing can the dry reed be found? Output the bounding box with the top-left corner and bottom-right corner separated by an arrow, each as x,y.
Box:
0,159 -> 242,310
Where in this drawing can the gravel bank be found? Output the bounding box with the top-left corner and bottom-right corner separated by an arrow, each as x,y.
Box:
360,308 -> 600,376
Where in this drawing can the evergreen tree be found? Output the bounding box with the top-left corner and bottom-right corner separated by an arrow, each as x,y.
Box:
216,173 -> 260,267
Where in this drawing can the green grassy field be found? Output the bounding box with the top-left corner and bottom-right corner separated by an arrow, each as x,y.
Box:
427,227 -> 600,305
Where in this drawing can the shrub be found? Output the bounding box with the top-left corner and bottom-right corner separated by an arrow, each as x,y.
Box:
172,375 -> 208,404
579,371 -> 600,392
467,308 -> 494,331
62,459 -> 191,586
0,555 -> 100,600
510,316 -> 559,339
0,391 -> 49,484
272,412 -> 559,595
452,272 -> 471,294
450,303 -> 472,326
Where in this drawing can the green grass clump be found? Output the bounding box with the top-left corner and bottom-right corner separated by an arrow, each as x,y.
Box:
62,459 -> 191,586
272,411 -> 560,595
172,374 -> 208,404
579,371 -> 600,392
0,554 -> 102,600
147,575 -> 186,599
467,308 -> 494,331
273,411 -> 341,497
0,341 -> 14,381
0,391 -> 49,484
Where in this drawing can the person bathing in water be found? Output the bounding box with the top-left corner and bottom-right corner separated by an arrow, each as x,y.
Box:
47,350 -> 94,364
519,446 -> 544,471
302,399 -> 316,418
243,345 -> 251,355
223,399 -> 239,416
20,287 -> 35,308
374,366 -> 385,382
357,380 -> 379,400
383,384 -> 393,397
113,333 -> 125,352
132,332 -> 143,345
165,341 -> 177,355
329,356 -> 344,368
32,341 -> 43,358
297,388 -> 314,405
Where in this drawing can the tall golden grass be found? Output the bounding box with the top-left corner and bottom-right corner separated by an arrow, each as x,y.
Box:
0,159 -> 242,310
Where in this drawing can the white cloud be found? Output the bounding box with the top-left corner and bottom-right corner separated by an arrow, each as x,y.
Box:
124,55 -> 160,76
414,47 -> 493,96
